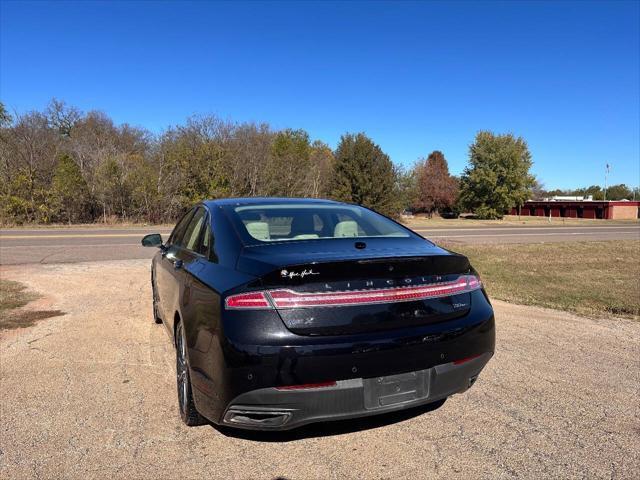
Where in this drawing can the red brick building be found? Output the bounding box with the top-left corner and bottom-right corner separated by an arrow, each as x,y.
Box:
510,201 -> 640,219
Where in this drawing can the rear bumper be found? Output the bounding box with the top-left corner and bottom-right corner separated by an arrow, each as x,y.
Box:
221,352 -> 492,430
189,290 -> 495,426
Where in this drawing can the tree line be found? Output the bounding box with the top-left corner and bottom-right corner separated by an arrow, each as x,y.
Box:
0,100 -> 336,223
2,99 -> 630,225
541,184 -> 638,202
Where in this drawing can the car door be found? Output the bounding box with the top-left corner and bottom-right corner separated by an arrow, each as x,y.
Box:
156,207 -> 207,335
156,208 -> 194,323
182,210 -> 224,404
175,207 -> 209,334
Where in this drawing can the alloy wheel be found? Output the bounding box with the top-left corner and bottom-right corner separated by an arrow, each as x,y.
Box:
176,324 -> 188,414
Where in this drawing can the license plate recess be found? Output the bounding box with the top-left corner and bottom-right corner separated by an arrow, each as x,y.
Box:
363,369 -> 430,410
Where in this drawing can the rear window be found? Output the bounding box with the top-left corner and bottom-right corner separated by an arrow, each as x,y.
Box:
225,203 -> 411,244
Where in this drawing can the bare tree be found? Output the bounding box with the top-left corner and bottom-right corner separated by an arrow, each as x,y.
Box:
46,98 -> 81,137
0,98 -> 390,225
308,141 -> 334,198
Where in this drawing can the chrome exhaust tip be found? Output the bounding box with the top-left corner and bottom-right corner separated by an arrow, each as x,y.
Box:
223,408 -> 292,428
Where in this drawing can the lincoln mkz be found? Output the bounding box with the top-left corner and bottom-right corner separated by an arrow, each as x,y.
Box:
142,198 -> 495,430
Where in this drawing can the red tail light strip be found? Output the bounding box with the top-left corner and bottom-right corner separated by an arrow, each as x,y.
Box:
276,381 -> 337,390
452,354 -> 483,365
268,275 -> 480,309
225,275 -> 481,310
225,291 -> 271,309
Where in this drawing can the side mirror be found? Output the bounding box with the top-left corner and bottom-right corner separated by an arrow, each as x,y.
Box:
141,233 -> 163,248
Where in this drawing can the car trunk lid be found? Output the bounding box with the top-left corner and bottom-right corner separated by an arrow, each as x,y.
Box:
230,238 -> 479,336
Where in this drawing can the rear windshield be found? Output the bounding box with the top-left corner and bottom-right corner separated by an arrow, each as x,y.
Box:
225,203 -> 411,244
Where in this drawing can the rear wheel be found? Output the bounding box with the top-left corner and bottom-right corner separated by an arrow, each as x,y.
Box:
175,321 -> 207,426
151,271 -> 162,324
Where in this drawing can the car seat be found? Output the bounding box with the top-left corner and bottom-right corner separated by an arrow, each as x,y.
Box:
245,221 -> 270,241
333,220 -> 359,237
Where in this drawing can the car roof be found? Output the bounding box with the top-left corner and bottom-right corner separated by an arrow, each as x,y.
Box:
203,197 -> 346,208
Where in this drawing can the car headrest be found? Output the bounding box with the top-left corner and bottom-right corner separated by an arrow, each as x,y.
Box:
245,221 -> 270,241
333,220 -> 359,238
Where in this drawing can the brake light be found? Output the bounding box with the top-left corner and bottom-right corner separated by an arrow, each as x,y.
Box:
225,292 -> 271,309
225,275 -> 481,310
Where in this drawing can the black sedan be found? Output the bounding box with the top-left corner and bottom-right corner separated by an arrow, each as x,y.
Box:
142,198 -> 495,430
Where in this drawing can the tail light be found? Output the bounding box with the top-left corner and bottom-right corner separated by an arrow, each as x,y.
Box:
224,291 -> 271,309
225,274 -> 482,310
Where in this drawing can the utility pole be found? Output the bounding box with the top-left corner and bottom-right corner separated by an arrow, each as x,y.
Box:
604,163 -> 610,201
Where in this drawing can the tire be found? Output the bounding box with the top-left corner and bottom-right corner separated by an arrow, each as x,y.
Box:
151,271 -> 162,324
175,321 -> 207,426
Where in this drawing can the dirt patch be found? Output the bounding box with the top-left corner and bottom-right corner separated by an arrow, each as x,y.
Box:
1,260 -> 639,479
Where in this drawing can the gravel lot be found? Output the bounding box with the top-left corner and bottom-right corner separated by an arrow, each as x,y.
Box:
1,260 -> 639,479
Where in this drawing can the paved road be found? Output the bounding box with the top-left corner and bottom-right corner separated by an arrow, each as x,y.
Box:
0,227 -> 173,265
1,260 -> 638,479
1,224 -> 639,265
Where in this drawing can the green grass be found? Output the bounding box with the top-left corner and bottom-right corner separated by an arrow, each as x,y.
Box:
439,240 -> 640,319
0,279 -> 64,330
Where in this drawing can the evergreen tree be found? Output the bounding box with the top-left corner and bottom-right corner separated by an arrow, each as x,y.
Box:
603,184 -> 633,201
0,101 -> 11,127
267,129 -> 311,197
330,133 -> 398,217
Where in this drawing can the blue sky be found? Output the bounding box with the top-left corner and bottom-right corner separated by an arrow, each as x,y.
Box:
1,0 -> 638,190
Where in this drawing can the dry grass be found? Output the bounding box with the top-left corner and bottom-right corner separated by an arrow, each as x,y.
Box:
0,279 -> 64,330
439,240 -> 640,319
403,215 -> 639,229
